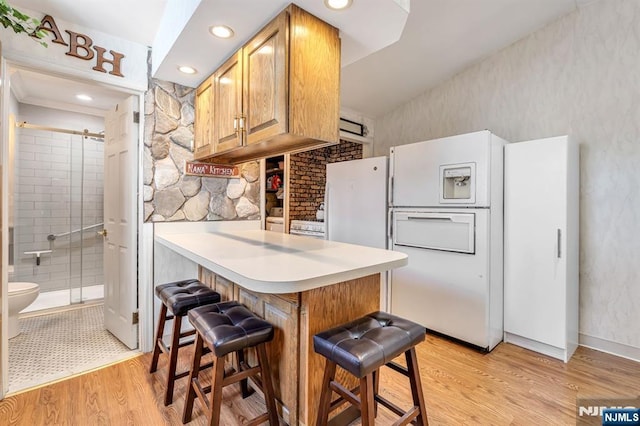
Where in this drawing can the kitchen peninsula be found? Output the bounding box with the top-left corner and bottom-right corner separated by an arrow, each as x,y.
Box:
155,229 -> 408,425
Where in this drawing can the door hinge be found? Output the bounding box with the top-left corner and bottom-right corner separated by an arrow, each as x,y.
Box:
132,311 -> 139,325
133,111 -> 140,124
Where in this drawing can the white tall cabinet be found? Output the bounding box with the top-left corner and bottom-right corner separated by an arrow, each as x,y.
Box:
503,135 -> 579,362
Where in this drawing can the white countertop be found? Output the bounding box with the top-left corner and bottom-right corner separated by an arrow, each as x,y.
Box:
155,229 -> 408,294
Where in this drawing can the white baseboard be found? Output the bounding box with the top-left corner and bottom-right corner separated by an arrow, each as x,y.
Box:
579,333 -> 640,363
504,332 -> 574,362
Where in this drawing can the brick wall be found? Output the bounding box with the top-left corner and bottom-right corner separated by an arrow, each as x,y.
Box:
289,140 -> 362,221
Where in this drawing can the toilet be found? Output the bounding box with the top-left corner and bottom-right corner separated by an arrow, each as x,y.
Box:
7,282 -> 40,339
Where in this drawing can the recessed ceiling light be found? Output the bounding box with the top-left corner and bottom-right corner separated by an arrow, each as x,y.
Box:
76,94 -> 92,101
325,0 -> 353,10
178,65 -> 197,74
209,25 -> 234,39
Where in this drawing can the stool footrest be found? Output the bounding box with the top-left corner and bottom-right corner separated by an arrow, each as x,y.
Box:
245,412 -> 270,426
177,338 -> 195,349
192,377 -> 211,411
223,365 -> 261,387
376,394 -> 410,418
395,406 -> 420,426
386,360 -> 409,376
329,380 -> 361,408
174,359 -> 212,381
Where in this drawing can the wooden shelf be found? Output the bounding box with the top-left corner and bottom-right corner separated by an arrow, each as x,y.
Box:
266,168 -> 284,175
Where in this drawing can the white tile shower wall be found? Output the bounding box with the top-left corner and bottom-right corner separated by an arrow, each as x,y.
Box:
13,126 -> 104,294
374,1 -> 640,350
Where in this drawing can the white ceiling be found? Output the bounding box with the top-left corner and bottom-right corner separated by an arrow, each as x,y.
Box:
9,68 -> 130,117
8,0 -> 585,119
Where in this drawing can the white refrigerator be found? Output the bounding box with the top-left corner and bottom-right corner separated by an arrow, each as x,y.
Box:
325,157 -> 389,309
390,130 -> 507,351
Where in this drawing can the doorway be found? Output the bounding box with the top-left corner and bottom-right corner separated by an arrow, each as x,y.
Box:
2,65 -> 140,393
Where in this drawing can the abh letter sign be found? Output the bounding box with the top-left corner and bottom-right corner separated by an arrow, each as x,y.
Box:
34,15 -> 125,77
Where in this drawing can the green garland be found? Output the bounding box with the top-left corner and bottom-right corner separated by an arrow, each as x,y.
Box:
0,0 -> 47,46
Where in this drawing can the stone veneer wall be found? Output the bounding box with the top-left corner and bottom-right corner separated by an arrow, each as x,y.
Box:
143,79 -> 260,222
289,140 -> 362,221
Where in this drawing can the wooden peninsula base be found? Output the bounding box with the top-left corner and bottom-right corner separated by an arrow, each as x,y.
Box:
201,267 -> 380,425
155,229 -> 406,425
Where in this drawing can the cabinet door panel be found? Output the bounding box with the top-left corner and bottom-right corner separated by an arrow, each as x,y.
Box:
263,299 -> 298,425
214,51 -> 243,153
199,267 -> 215,288
243,12 -> 288,145
214,275 -> 235,302
504,137 -> 568,348
193,77 -> 213,159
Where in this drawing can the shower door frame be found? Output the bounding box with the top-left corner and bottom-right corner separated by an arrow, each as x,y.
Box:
15,122 -> 106,308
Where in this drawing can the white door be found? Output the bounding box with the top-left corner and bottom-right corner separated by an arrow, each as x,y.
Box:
102,96 -> 138,349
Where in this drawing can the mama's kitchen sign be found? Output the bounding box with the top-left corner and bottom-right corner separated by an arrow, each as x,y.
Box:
0,8 -> 148,91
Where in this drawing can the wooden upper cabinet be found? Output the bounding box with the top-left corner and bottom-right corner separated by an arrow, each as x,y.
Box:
193,76 -> 214,159
213,50 -> 243,153
243,11 -> 288,146
201,4 -> 340,164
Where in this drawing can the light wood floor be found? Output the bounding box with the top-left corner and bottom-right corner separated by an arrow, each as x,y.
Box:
0,333 -> 638,425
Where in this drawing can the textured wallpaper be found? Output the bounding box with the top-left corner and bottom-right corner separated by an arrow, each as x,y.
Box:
375,0 -> 640,350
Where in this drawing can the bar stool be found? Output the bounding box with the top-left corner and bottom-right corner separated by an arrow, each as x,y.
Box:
182,301 -> 279,425
313,311 -> 429,426
149,279 -> 221,406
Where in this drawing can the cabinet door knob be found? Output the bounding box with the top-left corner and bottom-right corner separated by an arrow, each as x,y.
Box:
98,229 -> 108,237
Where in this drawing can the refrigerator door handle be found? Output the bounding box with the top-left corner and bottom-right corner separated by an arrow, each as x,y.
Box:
407,216 -> 453,222
324,185 -> 330,240
557,228 -> 561,258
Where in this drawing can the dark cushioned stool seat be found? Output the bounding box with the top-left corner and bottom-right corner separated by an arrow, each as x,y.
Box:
150,279 -> 220,406
313,311 -> 425,378
188,301 -> 274,357
314,311 -> 428,426
182,301 -> 279,425
155,278 -> 221,316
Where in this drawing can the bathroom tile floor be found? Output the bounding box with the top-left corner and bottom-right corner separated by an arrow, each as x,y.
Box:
8,304 -> 139,394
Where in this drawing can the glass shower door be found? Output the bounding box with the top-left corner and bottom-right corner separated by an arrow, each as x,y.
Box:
69,133 -> 104,305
